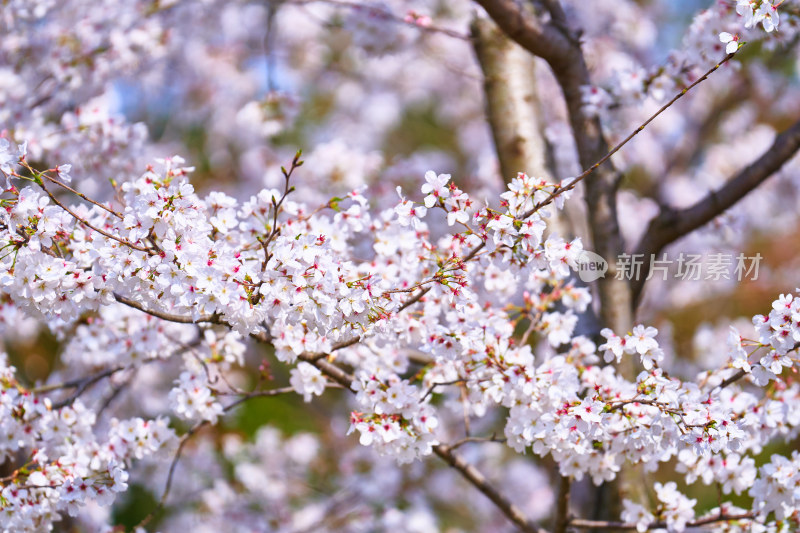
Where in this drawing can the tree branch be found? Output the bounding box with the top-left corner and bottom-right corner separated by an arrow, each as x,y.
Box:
475,0 -> 632,337
552,475 -> 571,533
631,117 -> 800,307
719,368 -> 747,389
471,16 -> 552,183
471,10 -> 604,339
474,4 -> 637,515
262,338 -> 547,533
114,293 -> 222,324
718,341 -> 800,389
473,0 -> 574,66
40,183 -> 152,254
433,444 -> 549,533
475,0 -> 711,515
568,512 -> 755,531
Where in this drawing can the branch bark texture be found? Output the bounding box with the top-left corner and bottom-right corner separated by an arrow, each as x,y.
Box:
474,0 -> 632,338
472,16 -> 551,183
632,117 -> 800,307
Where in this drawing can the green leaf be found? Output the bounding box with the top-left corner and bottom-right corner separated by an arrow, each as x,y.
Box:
328,196 -> 344,212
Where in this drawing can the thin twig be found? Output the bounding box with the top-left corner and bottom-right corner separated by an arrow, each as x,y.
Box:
113,293 -> 221,325
718,342 -> 800,389
32,365 -> 127,394
41,173 -> 123,219
51,367 -> 127,410
718,369 -> 747,389
449,435 -> 506,449
287,0 -> 470,40
96,377 -> 131,419
396,286 -> 431,312
420,379 -> 466,402
221,386 -> 296,411
40,183 -> 152,254
519,51 -> 739,220
37,336 -> 204,408
303,335 -> 362,362
259,151 -> 301,274
568,512 -> 756,530
137,385 -> 297,530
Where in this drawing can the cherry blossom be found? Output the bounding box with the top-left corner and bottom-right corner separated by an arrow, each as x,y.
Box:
1,1 -> 800,532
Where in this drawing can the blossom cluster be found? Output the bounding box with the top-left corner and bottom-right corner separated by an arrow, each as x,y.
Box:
1,0 -> 800,531
621,482 -> 697,533
349,369 -> 439,463
736,0 -> 781,33
580,0 -> 790,118
0,352 -> 174,531
2,133 -> 800,530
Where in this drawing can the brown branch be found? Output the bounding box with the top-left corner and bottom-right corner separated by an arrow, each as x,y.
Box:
519,52 -> 738,221
473,1 -> 575,66
631,117 -> 800,307
472,16 -> 552,183
475,0 -> 633,344
396,286 -> 431,312
420,379 -> 466,402
408,352 -> 434,366
135,418 -> 211,531
40,183 -> 152,254
41,173 -> 123,219
568,512 -> 755,531
40,336 -> 204,409
32,365 -> 127,394
96,376 -> 131,418
719,369 -> 747,389
539,0 -> 571,38
36,365 -> 129,411
718,341 -> 800,389
433,444 -> 549,533
298,336 -> 362,363
449,435 -> 506,449
221,386 -> 296,411
553,475 -> 571,533
114,293 -> 221,325
299,356 -> 355,389
251,335 -> 547,532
